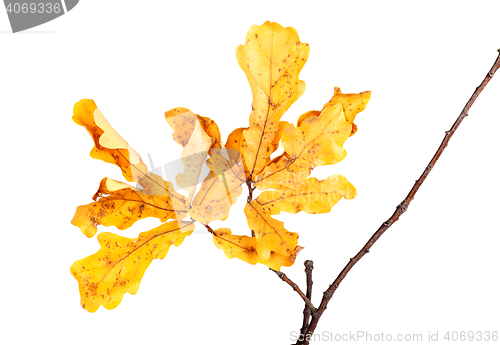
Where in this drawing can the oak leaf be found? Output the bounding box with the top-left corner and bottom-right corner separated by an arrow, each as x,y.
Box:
237,22 -> 310,176
244,200 -> 299,260
255,175 -> 356,215
212,228 -> 302,271
189,148 -> 245,224
225,127 -> 249,175
175,115 -> 214,205
72,177 -> 187,238
297,87 -> 371,136
254,104 -> 351,190
165,107 -> 221,148
73,99 -> 149,184
71,220 -> 194,312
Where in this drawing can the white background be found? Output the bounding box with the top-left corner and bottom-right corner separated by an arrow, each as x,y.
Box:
1,1 -> 499,344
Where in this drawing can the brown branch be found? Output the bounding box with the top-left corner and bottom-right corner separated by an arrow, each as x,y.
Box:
297,260 -> 314,345
246,178 -> 256,237
246,178 -> 254,201
270,268 -> 317,315
300,49 -> 500,344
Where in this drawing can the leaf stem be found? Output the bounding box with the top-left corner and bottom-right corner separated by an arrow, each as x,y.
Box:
203,222 -> 214,233
269,268 -> 317,315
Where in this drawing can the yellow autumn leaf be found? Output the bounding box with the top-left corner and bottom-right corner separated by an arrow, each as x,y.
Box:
165,107 -> 221,148
72,177 -> 187,238
244,200 -> 299,260
270,121 -> 289,154
208,147 -> 238,179
212,228 -> 302,270
189,148 -> 245,224
135,172 -> 179,197
226,121 -> 288,170
297,87 -> 371,136
254,104 -> 352,190
325,87 -> 371,129
73,99 -> 149,184
237,21 -> 310,176
71,220 -> 195,312
175,116 -> 214,204
255,175 -> 356,215
74,99 -> 178,197
296,110 -> 321,127
223,123 -> 287,178
225,127 -> 249,175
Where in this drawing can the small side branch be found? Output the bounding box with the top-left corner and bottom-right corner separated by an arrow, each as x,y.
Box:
300,49 -> 500,345
297,260 -> 314,345
270,268 -> 317,315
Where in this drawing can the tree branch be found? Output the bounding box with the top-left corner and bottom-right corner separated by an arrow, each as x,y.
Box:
297,260 -> 314,345
300,49 -> 500,344
270,268 -> 317,315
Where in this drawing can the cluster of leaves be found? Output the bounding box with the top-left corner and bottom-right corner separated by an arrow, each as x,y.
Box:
70,21 -> 371,312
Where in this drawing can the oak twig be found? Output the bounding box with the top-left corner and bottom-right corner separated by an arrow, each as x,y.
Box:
275,49 -> 500,345
270,269 -> 317,315
246,178 -> 256,237
297,260 -> 314,345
